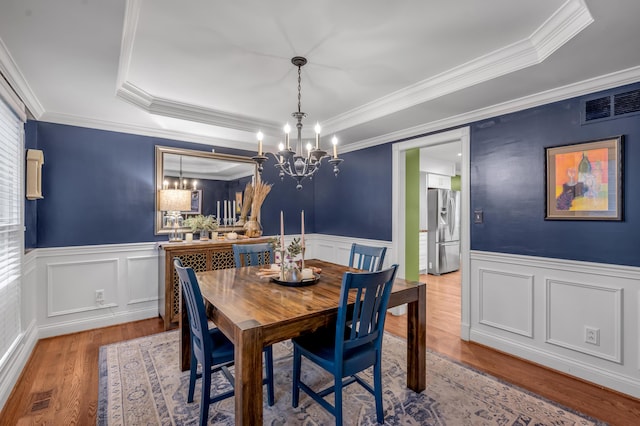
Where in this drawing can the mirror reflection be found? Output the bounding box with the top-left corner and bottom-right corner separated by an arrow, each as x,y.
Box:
155,146 -> 256,236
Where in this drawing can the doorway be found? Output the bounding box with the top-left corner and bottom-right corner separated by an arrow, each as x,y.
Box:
390,127 -> 470,340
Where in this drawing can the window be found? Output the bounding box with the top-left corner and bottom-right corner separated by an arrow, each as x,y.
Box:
0,78 -> 25,367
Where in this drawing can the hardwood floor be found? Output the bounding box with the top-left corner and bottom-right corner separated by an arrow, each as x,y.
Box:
1,270 -> 638,425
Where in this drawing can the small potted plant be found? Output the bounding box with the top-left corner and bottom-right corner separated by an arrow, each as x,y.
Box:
183,215 -> 219,240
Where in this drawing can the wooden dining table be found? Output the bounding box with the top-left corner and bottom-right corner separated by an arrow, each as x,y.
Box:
180,259 -> 426,426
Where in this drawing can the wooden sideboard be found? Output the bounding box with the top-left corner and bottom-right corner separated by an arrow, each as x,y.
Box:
158,236 -> 272,330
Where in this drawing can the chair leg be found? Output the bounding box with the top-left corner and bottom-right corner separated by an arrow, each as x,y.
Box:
264,346 -> 275,406
188,352 -> 197,403
292,346 -> 301,408
374,360 -> 384,424
334,376 -> 343,426
199,367 -> 211,426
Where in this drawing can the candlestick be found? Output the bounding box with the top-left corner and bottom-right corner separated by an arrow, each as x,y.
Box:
217,201 -> 220,222
232,201 -> 236,223
301,210 -> 305,248
280,210 -> 285,252
332,136 -> 338,158
224,200 -> 228,224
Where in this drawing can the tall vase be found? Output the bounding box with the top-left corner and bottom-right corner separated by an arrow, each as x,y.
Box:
243,216 -> 263,238
199,230 -> 209,240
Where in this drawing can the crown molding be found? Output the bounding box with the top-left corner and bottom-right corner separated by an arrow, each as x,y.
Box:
115,0 -> 142,91
322,0 -> 593,135
40,111 -> 257,151
342,65 -> 640,153
116,81 -> 282,135
0,37 -> 44,119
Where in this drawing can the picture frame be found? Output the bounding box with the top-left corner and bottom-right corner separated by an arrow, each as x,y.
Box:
235,191 -> 243,214
545,136 -> 622,220
182,190 -> 202,215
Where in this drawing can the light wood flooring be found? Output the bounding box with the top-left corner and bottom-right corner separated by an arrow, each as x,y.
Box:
1,270 -> 639,425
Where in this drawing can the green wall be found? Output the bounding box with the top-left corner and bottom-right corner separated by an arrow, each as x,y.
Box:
405,149 -> 420,281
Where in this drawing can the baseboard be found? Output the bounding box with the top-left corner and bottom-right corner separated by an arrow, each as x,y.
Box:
0,319 -> 39,409
37,307 -> 158,339
470,328 -> 640,399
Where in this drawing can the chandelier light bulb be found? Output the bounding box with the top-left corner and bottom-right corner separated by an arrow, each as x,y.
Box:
278,142 -> 284,151
257,131 -> 263,155
314,123 -> 321,148
284,123 -> 291,149
332,136 -> 338,158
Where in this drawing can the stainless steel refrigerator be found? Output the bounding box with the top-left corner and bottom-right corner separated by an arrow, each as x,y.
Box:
427,188 -> 460,275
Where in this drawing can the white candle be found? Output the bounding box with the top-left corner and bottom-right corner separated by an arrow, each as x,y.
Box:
301,210 -> 305,248
314,123 -> 321,149
232,201 -> 236,221
224,200 -> 228,223
332,136 -> 338,158
280,211 -> 285,251
217,201 -> 220,222
257,131 -> 263,155
284,123 -> 291,149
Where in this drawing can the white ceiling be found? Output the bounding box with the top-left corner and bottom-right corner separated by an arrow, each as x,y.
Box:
1,0 -> 639,158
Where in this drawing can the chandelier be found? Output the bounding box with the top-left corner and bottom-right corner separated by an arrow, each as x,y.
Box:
253,56 -> 343,190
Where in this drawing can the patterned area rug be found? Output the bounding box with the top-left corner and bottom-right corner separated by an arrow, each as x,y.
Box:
98,331 -> 606,425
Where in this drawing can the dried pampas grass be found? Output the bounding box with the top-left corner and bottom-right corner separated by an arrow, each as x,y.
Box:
251,179 -> 272,220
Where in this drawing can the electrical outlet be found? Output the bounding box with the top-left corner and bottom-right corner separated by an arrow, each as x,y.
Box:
585,326 -> 600,345
95,289 -> 105,304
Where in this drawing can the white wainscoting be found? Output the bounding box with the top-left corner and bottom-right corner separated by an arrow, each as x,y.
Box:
35,242 -> 160,338
470,250 -> 640,398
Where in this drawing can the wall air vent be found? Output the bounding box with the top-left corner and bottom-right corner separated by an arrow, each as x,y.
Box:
614,89 -> 640,116
582,87 -> 640,124
584,96 -> 611,121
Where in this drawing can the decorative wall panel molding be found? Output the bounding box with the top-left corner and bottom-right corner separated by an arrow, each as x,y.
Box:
47,258 -> 119,317
478,268 -> 533,337
546,279 -> 622,363
470,250 -> 640,398
126,255 -> 159,305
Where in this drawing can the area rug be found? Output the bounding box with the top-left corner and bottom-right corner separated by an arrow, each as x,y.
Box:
98,331 -> 606,425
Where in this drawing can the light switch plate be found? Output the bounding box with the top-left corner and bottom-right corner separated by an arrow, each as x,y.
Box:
473,210 -> 483,224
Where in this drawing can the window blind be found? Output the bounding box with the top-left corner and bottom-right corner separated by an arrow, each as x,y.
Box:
0,89 -> 23,367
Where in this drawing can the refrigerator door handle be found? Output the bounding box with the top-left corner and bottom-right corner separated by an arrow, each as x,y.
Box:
448,196 -> 455,236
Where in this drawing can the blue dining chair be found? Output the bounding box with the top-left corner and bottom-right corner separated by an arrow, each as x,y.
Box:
291,264 -> 399,425
348,243 -> 387,272
174,258 -> 275,426
232,242 -> 274,268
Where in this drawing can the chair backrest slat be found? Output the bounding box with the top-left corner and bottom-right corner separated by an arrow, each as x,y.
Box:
233,243 -> 274,268
336,265 -> 398,356
348,243 -> 387,272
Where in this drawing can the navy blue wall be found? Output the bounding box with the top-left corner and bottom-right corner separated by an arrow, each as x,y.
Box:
314,143 -> 393,241
470,82 -> 640,267
26,122 -> 315,247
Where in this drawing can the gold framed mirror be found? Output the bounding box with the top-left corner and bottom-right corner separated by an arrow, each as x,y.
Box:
155,146 -> 256,235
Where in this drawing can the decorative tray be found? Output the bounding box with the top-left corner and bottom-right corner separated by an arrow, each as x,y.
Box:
270,273 -> 320,287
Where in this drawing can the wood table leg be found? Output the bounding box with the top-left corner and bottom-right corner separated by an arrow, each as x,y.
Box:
234,323 -> 263,425
406,284 -> 426,391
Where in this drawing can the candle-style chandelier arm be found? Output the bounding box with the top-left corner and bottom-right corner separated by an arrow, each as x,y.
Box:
252,56 -> 343,190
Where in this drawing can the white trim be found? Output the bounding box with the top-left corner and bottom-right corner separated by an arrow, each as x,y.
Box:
38,112 -> 258,152
470,327 -> 640,398
319,0 -> 593,135
470,250 -> 640,398
392,127 -> 470,340
35,241 -> 159,258
0,319 -> 38,409
37,307 -> 158,339
0,38 -> 42,120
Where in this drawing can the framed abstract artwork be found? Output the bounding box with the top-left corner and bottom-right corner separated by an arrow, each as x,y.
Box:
545,136 -> 622,220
